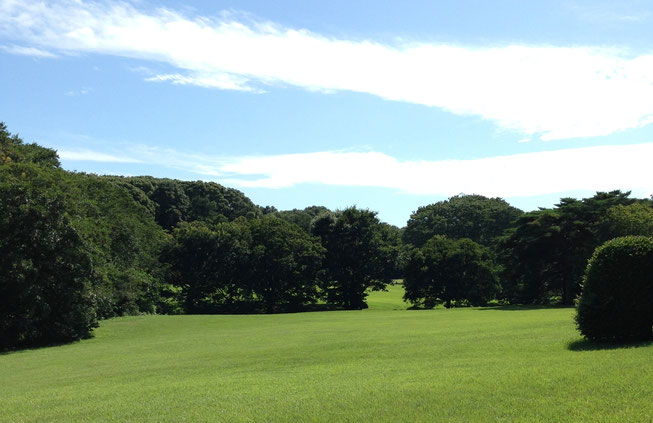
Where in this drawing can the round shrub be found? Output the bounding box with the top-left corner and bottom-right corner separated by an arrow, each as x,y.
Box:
575,236 -> 653,342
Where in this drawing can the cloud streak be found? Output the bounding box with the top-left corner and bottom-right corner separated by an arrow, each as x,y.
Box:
60,142 -> 653,199
2,1 -> 653,140
58,150 -> 142,163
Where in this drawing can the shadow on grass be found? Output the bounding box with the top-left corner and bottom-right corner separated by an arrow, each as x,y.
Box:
567,338 -> 653,351
480,304 -> 573,311
0,339 -> 83,356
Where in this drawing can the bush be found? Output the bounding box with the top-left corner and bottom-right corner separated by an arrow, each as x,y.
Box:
575,236 -> 653,341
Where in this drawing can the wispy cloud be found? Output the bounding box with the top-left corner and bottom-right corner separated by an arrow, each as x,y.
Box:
0,44 -> 57,58
59,142 -> 653,199
58,150 -> 142,163
64,87 -> 92,96
3,1 -> 653,140
145,73 -> 257,91
569,3 -> 650,23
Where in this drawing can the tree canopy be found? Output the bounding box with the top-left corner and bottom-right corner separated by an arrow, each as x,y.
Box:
312,207 -> 394,309
403,194 -> 522,248
404,236 -> 499,308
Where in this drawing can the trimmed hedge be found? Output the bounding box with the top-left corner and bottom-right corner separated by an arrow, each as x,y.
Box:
575,236 -> 653,341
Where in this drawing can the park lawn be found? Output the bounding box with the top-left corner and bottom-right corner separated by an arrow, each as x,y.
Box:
1,288 -> 652,422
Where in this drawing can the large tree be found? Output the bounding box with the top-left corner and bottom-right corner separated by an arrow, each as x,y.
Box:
0,163 -> 98,349
498,210 -> 567,304
163,220 -> 253,313
311,207 -> 393,309
247,217 -> 325,313
67,174 -> 168,317
498,191 -> 636,305
403,236 -> 500,309
403,194 -> 522,248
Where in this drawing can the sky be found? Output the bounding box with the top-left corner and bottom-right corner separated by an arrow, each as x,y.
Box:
1,0 -> 653,226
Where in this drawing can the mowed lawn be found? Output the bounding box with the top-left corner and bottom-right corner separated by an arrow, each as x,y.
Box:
2,287 -> 652,422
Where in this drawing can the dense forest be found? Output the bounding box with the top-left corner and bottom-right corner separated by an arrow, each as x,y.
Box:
2,122 -> 653,349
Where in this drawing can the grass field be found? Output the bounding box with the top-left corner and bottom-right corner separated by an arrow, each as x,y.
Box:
2,285 -> 652,422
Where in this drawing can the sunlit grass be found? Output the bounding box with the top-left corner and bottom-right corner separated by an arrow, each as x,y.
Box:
2,287 -> 651,422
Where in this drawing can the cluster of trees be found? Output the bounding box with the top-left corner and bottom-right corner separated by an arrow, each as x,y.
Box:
3,122 -> 653,348
1,123 -> 400,348
401,192 -> 653,309
163,207 -> 398,314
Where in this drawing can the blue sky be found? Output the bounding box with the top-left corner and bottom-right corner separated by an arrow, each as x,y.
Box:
1,0 -> 653,226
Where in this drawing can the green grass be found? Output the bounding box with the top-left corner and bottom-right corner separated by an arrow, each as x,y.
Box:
2,287 -> 652,422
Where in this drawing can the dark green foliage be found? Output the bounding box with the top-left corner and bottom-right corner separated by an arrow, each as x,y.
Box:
164,217 -> 324,313
150,180 -> 190,230
498,210 -> 566,304
247,217 -> 325,313
163,221 -> 253,313
576,236 -> 653,341
377,222 -> 404,280
66,174 -> 168,317
0,164 -> 98,349
276,206 -> 330,232
182,180 -> 260,222
403,236 -> 500,308
403,194 -> 522,248
112,177 -> 261,230
312,207 -> 393,309
498,191 -> 636,305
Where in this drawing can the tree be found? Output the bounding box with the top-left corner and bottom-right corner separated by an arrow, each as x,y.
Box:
311,207 -> 393,309
576,236 -> 653,342
150,180 -> 190,230
0,122 -> 60,168
497,210 -> 567,304
403,194 -> 522,248
67,174 -> 168,317
403,236 -> 499,309
164,217 -> 324,313
247,217 -> 324,313
598,203 -> 653,242
497,191 -> 637,305
182,180 -> 260,222
276,206 -> 330,233
0,164 -> 98,349
163,220 -> 253,313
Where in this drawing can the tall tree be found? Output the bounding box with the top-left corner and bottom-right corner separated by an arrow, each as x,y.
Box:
498,210 -> 566,304
247,217 -> 324,313
163,220 -> 253,313
0,163 -> 98,348
312,207 -> 392,309
498,191 -> 636,305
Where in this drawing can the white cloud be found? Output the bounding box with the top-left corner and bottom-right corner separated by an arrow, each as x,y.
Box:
2,1 -> 653,140
215,144 -> 653,198
64,87 -> 91,96
58,150 -> 142,163
68,142 -> 653,200
1,44 -> 56,57
145,72 -> 256,91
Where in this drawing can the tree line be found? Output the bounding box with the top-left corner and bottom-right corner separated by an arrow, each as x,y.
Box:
2,122 -> 653,349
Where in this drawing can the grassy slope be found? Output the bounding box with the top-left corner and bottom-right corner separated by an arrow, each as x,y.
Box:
2,287 -> 652,422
